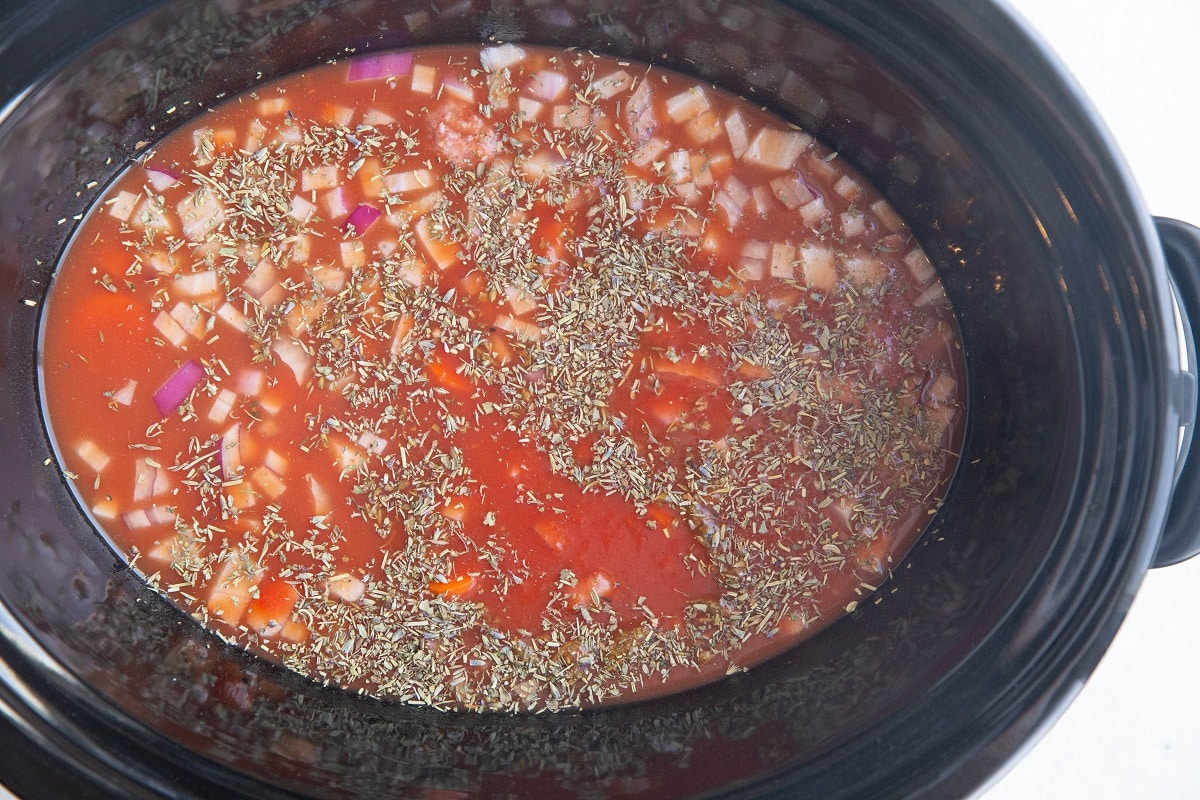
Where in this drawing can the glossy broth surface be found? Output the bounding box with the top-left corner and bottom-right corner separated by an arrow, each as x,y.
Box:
41,44 -> 964,711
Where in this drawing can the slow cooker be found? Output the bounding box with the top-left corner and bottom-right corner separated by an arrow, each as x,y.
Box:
2,0 -> 1200,797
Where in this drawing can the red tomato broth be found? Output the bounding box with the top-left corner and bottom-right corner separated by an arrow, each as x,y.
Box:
39,44 -> 965,711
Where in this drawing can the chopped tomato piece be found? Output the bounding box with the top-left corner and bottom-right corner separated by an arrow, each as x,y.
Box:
242,579 -> 301,637
425,353 -> 472,394
534,518 -> 568,552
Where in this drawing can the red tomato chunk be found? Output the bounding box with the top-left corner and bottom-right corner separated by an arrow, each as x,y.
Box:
41,44 -> 964,712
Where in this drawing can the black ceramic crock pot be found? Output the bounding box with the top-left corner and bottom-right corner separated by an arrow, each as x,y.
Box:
3,1 -> 1200,798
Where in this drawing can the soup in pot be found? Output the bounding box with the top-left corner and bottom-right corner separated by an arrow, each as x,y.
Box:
40,44 -> 964,711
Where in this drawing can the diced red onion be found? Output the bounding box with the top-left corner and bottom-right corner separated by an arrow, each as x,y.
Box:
153,359 -> 205,417
146,165 -> 180,192
347,52 -> 414,82
344,203 -> 382,237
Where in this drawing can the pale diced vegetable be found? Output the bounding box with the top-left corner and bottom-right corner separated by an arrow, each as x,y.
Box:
411,64 -> 438,94
519,150 -> 564,181
552,104 -> 593,129
289,234 -> 312,263
251,465 -> 286,499
176,188 -> 227,241
76,440 -> 110,473
390,313 -> 415,356
322,186 -> 352,219
132,197 -> 174,232
215,302 -> 249,333
288,194 -> 317,223
308,475 -> 333,516
340,241 -> 367,269
715,191 -> 744,228
242,258 -> 278,299
220,424 -> 242,480
725,109 -> 749,158
328,435 -> 367,474
723,175 -> 751,208
799,243 -> 837,290
147,252 -> 179,273
133,457 -> 161,502
690,153 -> 715,188
236,369 -> 264,397
107,190 -> 139,222
494,314 -> 543,342
383,169 -> 435,194
666,86 -> 711,123
273,338 -> 312,385
924,372 -> 957,407
301,165 -> 340,192
153,310 -> 190,347
480,44 -> 527,72
769,175 -> 814,210
743,128 -> 811,170
590,69 -> 633,99
516,97 -> 544,122
840,211 -> 867,239
743,240 -> 770,261
122,509 -> 152,530
630,137 -> 668,168
415,216 -> 460,270
833,175 -> 861,201
258,96 -> 289,115
327,573 -> 365,603
356,431 -> 389,455
312,265 -> 347,295
770,243 -> 796,279
843,255 -> 886,288
264,449 -> 288,476
441,76 -> 474,103
324,104 -> 353,126
624,79 -> 655,138
109,379 -> 137,406
173,270 -> 219,298
667,150 -> 692,183
916,282 -> 948,308
904,248 -> 937,285
684,110 -> 722,144
799,197 -> 830,227
206,557 -> 262,625
91,500 -> 119,521
169,302 -> 206,339
208,388 -> 237,424
506,285 -> 539,315
526,69 -> 569,102
871,199 -> 905,232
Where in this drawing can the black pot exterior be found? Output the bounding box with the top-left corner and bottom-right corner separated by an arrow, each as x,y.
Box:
0,1 -> 1184,798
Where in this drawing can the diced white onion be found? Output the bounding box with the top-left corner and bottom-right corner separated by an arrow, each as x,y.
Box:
76,440 -> 110,473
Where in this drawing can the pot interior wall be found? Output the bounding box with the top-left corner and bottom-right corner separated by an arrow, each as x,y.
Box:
0,0 -> 1151,797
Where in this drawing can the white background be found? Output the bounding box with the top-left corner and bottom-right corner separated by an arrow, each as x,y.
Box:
982,0 -> 1200,798
3,1 -> 1200,798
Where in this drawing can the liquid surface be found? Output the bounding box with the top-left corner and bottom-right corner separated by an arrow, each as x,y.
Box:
41,44 -> 964,711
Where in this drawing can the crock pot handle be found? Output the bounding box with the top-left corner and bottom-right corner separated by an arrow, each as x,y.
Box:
1153,217 -> 1200,567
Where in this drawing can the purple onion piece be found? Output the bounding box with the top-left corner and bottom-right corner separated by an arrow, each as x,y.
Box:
152,359 -> 205,417
344,203 -> 382,237
347,52 -> 414,82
